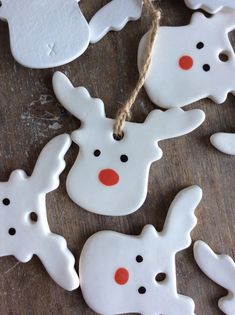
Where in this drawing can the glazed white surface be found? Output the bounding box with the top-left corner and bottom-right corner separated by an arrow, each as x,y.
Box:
0,0 -> 143,68
210,133 -> 235,155
0,134 -> 79,291
194,241 -> 235,315
185,0 -> 235,13
53,71 -> 205,216
79,186 -> 202,315
138,9 -> 235,108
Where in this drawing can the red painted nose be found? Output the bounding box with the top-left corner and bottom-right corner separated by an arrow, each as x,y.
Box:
179,55 -> 193,70
99,169 -> 119,186
115,268 -> 129,285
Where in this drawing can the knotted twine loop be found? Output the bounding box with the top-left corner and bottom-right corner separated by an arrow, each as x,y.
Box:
113,0 -> 161,139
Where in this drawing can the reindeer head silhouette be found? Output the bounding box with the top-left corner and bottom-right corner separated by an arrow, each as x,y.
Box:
138,9 -> 235,108
0,134 -> 79,291
0,0 -> 143,68
79,186 -> 202,315
53,72 -> 205,216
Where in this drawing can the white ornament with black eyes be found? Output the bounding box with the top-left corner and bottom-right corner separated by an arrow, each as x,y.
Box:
0,0 -> 143,69
0,134 -> 79,291
138,9 -> 235,108
194,241 -> 235,315
79,186 -> 202,315
185,0 -> 235,14
53,71 -> 205,216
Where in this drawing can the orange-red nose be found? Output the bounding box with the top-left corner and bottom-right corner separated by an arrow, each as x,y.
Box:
115,268 -> 129,285
99,169 -> 119,186
179,55 -> 193,70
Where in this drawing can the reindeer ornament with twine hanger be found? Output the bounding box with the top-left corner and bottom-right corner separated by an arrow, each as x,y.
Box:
53,0 -> 205,216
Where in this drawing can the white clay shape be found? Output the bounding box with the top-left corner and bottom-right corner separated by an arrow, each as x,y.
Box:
0,134 -> 79,291
138,9 -> 235,108
0,0 -> 143,69
53,71 -> 205,216
185,0 -> 235,14
79,186 -> 202,315
194,241 -> 235,315
210,132 -> 235,155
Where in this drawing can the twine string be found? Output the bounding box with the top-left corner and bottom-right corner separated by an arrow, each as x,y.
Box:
113,0 -> 161,138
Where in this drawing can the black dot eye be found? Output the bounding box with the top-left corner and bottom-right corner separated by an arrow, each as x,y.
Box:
8,228 -> 16,236
2,198 -> 10,206
196,42 -> 204,49
0,1 -> 2,7
94,150 -> 101,157
120,155 -> 128,163
136,255 -> 143,263
138,286 -> 146,294
155,273 -> 167,283
203,64 -> 210,72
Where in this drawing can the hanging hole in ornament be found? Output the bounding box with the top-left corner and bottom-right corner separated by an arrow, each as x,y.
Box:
155,272 -> 167,283
113,132 -> 124,141
219,52 -> 229,62
8,228 -> 16,236
30,212 -> 38,223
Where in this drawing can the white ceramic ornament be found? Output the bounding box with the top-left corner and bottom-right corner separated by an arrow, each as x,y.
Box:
138,9 -> 235,108
210,132 -> 235,155
0,134 -> 79,291
79,186 -> 202,315
0,0 -> 143,69
53,71 -> 205,216
185,0 -> 235,14
194,241 -> 235,315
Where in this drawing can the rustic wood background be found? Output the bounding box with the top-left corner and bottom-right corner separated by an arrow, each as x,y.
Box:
0,1 -> 234,314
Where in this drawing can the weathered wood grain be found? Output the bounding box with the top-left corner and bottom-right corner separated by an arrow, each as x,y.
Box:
0,1 -> 234,314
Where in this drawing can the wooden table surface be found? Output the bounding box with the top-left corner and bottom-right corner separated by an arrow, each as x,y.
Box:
0,1 -> 234,314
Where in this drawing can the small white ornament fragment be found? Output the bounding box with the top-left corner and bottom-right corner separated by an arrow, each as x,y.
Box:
53,71 -> 205,216
79,186 -> 202,315
210,132 -> 235,155
185,0 -> 235,14
138,9 -> 235,108
194,241 -> 235,315
0,0 -> 143,68
0,134 -> 79,291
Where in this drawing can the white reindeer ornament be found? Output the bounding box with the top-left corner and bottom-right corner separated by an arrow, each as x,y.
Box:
0,134 -> 79,291
53,72 -> 205,216
194,241 -> 235,315
185,0 -> 235,14
138,9 -> 235,108
79,186 -> 202,315
0,0 -> 143,69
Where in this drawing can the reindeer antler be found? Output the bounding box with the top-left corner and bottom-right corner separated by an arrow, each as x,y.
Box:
194,241 -> 235,315
29,134 -> 71,194
89,0 -> 143,44
53,72 -> 106,123
162,186 -> 202,252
